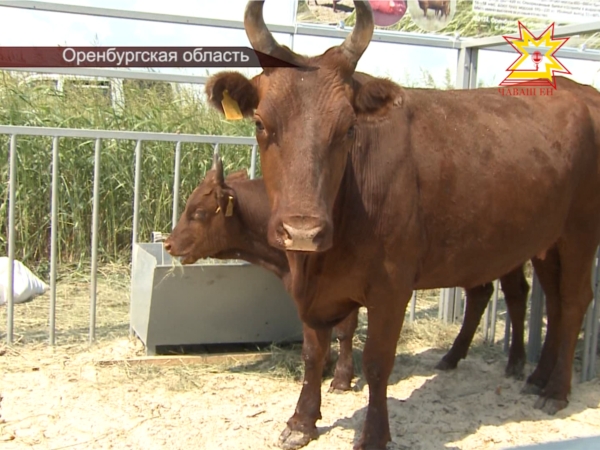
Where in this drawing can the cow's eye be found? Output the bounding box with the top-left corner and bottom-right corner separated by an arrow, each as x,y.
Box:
347,125 -> 355,139
255,119 -> 265,132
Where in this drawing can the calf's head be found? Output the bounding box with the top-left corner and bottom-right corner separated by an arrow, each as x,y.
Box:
204,1 -> 397,253
164,153 -> 248,264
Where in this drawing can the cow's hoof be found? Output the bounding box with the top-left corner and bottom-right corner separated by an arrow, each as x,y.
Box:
354,432 -> 391,450
521,382 -> 543,396
278,426 -> 317,450
533,396 -> 568,415
434,357 -> 458,371
504,360 -> 525,380
353,443 -> 387,450
328,379 -> 352,393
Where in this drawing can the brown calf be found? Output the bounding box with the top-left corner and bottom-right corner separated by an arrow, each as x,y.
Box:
164,154 -> 357,392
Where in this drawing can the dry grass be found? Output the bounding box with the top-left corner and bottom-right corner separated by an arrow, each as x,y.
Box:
0,263 -> 130,351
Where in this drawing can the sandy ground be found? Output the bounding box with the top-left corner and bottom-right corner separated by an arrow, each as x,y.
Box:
1,337 -> 599,450
1,266 -> 599,450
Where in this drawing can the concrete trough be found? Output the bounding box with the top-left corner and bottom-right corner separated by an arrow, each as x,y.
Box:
129,242 -> 303,355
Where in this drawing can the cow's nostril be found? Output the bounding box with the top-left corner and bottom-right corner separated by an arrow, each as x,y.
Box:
164,242 -> 172,252
280,224 -> 292,242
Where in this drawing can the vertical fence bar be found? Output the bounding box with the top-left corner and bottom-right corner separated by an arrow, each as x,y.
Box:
250,144 -> 257,179
503,313 -> 511,353
490,280 -> 499,343
588,267 -> 600,380
582,247 -> 600,382
6,135 -> 17,345
441,288 -> 462,324
443,289 -> 452,322
129,140 -> 142,338
455,289 -> 464,322
49,136 -> 59,345
132,140 -> 142,246
582,301 -> 594,380
409,291 -> 416,323
89,138 -> 101,344
588,247 -> 600,378
172,141 -> 181,229
527,273 -> 544,363
482,300 -> 490,342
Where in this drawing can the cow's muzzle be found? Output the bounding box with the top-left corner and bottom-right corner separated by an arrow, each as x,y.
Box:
274,215 -> 332,252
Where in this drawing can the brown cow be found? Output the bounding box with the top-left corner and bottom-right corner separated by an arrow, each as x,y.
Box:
163,156 -> 357,393
418,0 -> 451,19
204,1 -> 600,448
164,154 -> 531,381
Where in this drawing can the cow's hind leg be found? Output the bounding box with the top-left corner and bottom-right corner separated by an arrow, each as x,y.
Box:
355,283 -> 411,450
435,283 -> 494,370
532,239 -> 597,415
501,266 -> 530,379
329,307 -> 359,393
278,324 -> 331,450
522,247 -> 561,396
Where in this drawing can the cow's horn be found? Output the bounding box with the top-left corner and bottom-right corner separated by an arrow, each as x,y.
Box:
339,1 -> 374,70
244,0 -> 297,63
211,152 -> 224,184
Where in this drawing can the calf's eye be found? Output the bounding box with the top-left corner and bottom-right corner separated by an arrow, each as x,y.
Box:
193,210 -> 207,221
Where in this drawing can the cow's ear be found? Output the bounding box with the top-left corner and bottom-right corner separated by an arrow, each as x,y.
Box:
205,71 -> 259,118
352,77 -> 404,117
225,169 -> 250,183
215,187 -> 236,218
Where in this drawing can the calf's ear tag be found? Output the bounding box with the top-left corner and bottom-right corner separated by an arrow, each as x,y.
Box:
221,90 -> 243,121
225,195 -> 234,216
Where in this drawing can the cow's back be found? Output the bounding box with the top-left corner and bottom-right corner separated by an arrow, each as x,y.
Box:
348,83 -> 599,290
555,76 -> 600,146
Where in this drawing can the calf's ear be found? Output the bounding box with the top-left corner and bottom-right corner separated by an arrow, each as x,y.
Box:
352,77 -> 404,117
215,188 -> 236,218
205,71 -> 259,119
225,170 -> 250,183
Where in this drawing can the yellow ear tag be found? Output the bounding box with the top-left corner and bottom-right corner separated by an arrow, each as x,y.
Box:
221,90 -> 243,121
225,195 -> 234,217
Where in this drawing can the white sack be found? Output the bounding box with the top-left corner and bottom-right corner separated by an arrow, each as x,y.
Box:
0,257 -> 49,306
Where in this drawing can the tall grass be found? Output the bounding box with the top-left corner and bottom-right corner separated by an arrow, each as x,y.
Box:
0,71 -> 256,272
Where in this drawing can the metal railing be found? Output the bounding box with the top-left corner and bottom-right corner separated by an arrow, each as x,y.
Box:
0,125 -> 256,345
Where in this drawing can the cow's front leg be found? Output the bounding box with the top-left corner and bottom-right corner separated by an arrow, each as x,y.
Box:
355,287 -> 410,450
278,323 -> 331,450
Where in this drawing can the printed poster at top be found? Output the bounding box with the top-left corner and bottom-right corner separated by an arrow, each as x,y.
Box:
296,0 -> 600,50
